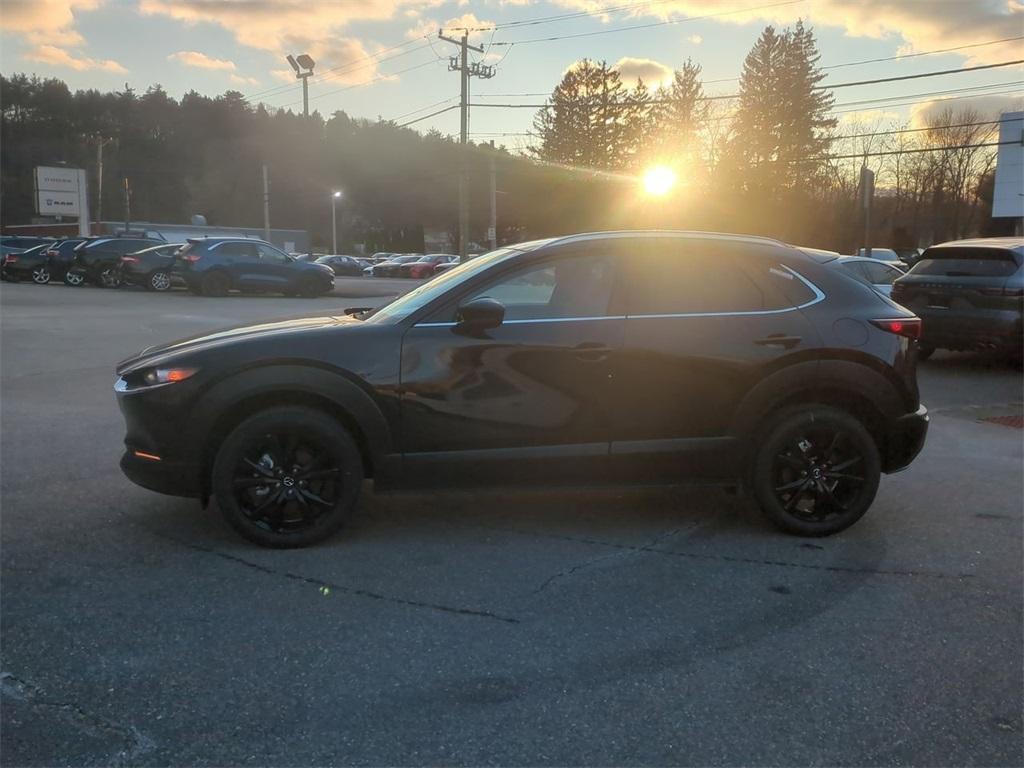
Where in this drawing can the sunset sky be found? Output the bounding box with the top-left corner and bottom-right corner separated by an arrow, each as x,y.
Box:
2,0 -> 1021,146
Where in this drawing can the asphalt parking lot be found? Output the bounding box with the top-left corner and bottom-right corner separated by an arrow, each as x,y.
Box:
2,279 -> 1022,767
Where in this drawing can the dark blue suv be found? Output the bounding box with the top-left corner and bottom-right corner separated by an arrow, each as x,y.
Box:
176,238 -> 335,297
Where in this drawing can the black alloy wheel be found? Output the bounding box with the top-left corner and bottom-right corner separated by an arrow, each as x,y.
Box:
201,271 -> 230,297
31,266 -> 51,285
752,406 -> 880,536
212,407 -> 363,547
100,267 -> 122,288
299,276 -> 326,298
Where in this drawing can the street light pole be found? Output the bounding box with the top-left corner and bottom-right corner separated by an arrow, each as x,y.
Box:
332,191 -> 341,254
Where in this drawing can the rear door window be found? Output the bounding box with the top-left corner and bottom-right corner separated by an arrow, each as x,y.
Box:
217,242 -> 259,260
912,247 -> 1020,278
862,261 -> 902,285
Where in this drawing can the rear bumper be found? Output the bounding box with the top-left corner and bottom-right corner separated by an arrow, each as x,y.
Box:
120,450 -> 201,498
883,404 -> 929,473
918,309 -> 1022,350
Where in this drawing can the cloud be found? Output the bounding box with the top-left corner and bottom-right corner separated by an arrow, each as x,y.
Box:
407,12 -> 495,42
0,0 -> 100,44
168,50 -> 237,71
229,73 -> 261,86
23,44 -> 126,73
687,34 -> 702,44
911,93 -> 1024,126
547,0 -> 1022,65
613,57 -> 675,89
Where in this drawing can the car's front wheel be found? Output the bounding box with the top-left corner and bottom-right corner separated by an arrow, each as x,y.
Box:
212,406 -> 364,548
31,266 -> 51,285
147,270 -> 172,292
99,267 -> 122,288
751,405 -> 880,536
64,271 -> 86,287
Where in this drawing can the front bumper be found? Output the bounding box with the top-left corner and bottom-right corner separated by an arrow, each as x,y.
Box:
883,404 -> 929,473
120,450 -> 201,498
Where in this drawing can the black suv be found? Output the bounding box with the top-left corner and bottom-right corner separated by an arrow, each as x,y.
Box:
175,237 -> 335,297
70,236 -> 165,287
115,231 -> 928,547
892,237 -> 1023,359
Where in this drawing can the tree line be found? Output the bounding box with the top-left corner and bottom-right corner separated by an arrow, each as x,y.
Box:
0,21 -> 1009,252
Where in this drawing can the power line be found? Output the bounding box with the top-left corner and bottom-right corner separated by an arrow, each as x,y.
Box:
803,139 -> 1018,163
387,97 -> 457,123
395,105 -> 460,128
486,0 -> 803,46
469,60 -> 1024,108
278,58 -> 444,109
448,0 -> 702,32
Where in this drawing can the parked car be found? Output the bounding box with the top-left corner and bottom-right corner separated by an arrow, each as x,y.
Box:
114,230 -> 928,548
0,236 -> 54,256
829,256 -> 905,297
369,252 -> 396,263
404,254 -> 458,279
1,243 -> 53,283
854,247 -> 902,264
119,243 -> 184,291
371,254 -> 422,277
175,237 -> 335,297
43,238 -> 87,284
895,247 -> 924,267
432,260 -> 460,276
69,236 -> 165,287
316,255 -> 364,276
892,237 -> 1023,359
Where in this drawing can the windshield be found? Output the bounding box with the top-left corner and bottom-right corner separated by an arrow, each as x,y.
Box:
911,247 -> 1020,278
364,241 -> 554,324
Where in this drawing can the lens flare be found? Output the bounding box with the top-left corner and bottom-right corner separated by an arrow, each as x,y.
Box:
642,165 -> 677,197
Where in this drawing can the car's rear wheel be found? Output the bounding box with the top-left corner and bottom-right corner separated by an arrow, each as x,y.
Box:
31,266 -> 51,285
147,270 -> 172,292
201,271 -> 230,297
751,406 -> 880,537
212,407 -> 363,548
99,267 -> 122,288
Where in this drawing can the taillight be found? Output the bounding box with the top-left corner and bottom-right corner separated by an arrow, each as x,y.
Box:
121,255 -> 139,264
979,286 -> 1024,297
5,255 -> 18,263
181,254 -> 201,263
870,317 -> 922,339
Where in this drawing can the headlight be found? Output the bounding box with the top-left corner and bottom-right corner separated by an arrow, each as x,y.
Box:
141,367 -> 198,386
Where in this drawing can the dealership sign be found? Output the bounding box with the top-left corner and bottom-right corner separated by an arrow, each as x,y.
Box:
34,165 -> 84,216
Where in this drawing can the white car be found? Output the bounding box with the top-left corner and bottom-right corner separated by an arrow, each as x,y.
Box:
854,247 -> 902,263
832,256 -> 906,297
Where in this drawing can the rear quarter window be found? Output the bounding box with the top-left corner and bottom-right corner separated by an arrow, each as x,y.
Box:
911,247 -> 1020,278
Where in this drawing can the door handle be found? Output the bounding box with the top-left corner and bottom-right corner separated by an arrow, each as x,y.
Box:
572,342 -> 612,361
754,334 -> 802,349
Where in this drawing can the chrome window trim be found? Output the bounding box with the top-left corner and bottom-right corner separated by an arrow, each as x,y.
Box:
411,266 -> 825,327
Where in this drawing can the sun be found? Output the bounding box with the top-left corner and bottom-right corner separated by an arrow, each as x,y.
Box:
642,165 -> 677,197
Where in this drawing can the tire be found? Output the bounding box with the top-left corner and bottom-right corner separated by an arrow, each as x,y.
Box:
201,271 -> 230,297
64,271 -> 86,287
917,344 -> 935,361
212,406 -> 363,548
30,266 -> 51,285
147,270 -> 172,292
751,405 -> 881,537
99,267 -> 122,289
298,277 -> 326,298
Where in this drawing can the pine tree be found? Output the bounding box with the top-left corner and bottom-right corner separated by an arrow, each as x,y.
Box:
729,22 -> 835,195
531,59 -> 634,170
655,59 -> 705,161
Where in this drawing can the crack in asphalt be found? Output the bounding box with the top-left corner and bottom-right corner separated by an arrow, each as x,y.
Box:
471,524 -> 975,580
150,531 -> 521,625
532,525 -> 683,595
1,672 -> 156,767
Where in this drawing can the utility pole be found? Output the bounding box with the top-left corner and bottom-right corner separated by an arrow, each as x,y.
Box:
95,136 -> 112,223
488,145 -> 497,251
860,164 -> 875,257
262,165 -> 271,242
438,29 -> 494,259
122,177 -> 131,234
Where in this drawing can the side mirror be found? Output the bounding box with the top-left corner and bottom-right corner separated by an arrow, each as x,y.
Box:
456,297 -> 505,332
